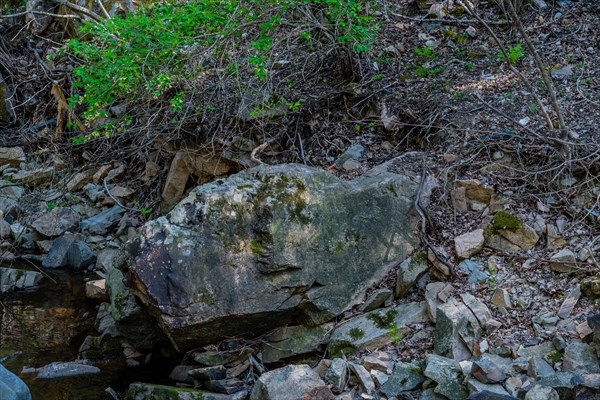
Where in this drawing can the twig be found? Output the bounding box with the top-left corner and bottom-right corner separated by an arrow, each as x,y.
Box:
415,156 -> 455,277
52,0 -> 101,21
390,11 -> 509,26
503,0 -> 568,138
456,0 -> 555,131
473,93 -> 574,148
0,9 -> 82,19
96,0 -> 111,19
103,177 -> 137,211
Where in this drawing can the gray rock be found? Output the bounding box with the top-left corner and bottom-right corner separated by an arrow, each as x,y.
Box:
424,354 -> 468,400
434,297 -> 483,361
0,364 -> 31,400
192,348 -> 253,367
261,324 -> 333,363
551,65 -> 573,79
126,162 -> 423,350
359,288 -> 392,312
537,372 -> 576,399
455,229 -> 485,259
95,248 -> 127,272
458,260 -> 489,283
362,352 -> 393,374
0,267 -> 42,292
396,254 -> 430,298
587,314 -> 600,334
472,359 -> 506,384
0,147 -> 25,166
126,383 -> 240,400
204,378 -> 245,394
557,285 -> 581,319
460,293 -> 492,330
324,358 -> 347,393
379,361 -> 425,397
491,289 -> 512,310
0,218 -> 11,239
187,365 -> 226,382
563,342 -> 599,373
250,364 -> 332,400
10,167 -> 54,187
549,249 -> 578,273
516,341 -> 556,359
527,357 -> 555,379
81,206 -> 125,235
328,302 -> 428,356
42,233 -> 96,269
168,365 -> 196,384
35,361 -> 100,379
335,144 -> 364,168
348,363 -> 375,395
425,282 -> 453,322
524,384 -> 559,400
31,207 -> 79,237
467,390 -> 517,400
465,380 -> 512,397
105,264 -> 164,350
422,388 -> 448,399
0,185 -> 24,200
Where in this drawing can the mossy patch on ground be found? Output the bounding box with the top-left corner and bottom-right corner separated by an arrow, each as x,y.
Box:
485,211 -> 523,237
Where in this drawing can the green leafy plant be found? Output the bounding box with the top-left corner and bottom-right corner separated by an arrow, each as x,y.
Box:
67,0 -> 378,128
465,61 -> 474,70
413,46 -> 437,59
499,43 -> 524,64
388,324 -> 403,343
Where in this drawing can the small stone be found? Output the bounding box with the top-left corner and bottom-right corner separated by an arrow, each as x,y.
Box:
460,293 -> 492,329
10,167 -> 54,187
379,362 -> 425,396
455,229 -> 485,259
362,352 -> 393,374
443,154 -> 458,163
527,357 -> 555,379
324,358 -> 347,394
491,289 -> 512,310
546,225 -> 566,250
0,147 -> 26,166
342,159 -> 361,172
492,151 -> 504,160
66,170 -> 94,191
451,187 -> 469,213
424,354 -> 468,400
168,365 -> 195,384
587,314 -> 600,334
562,342 -> 599,373
335,144 -> 364,169
250,365 -> 332,400
551,65 -> 573,79
85,279 -> 107,301
395,254 -> 430,298
31,207 -> 80,237
472,359 -> 507,384
549,249 -> 578,273
456,179 -> 494,204
458,260 -> 489,283
360,289 -> 392,313
532,0 -> 548,8
349,363 -> 375,395
557,285 -> 581,319
425,282 -> 451,322
524,384 -> 559,400
204,378 -> 245,394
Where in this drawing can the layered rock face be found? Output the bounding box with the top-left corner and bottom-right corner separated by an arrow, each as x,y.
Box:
127,163 -> 421,350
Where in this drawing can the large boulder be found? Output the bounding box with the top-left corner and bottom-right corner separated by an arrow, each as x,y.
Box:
127,161 -> 421,350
